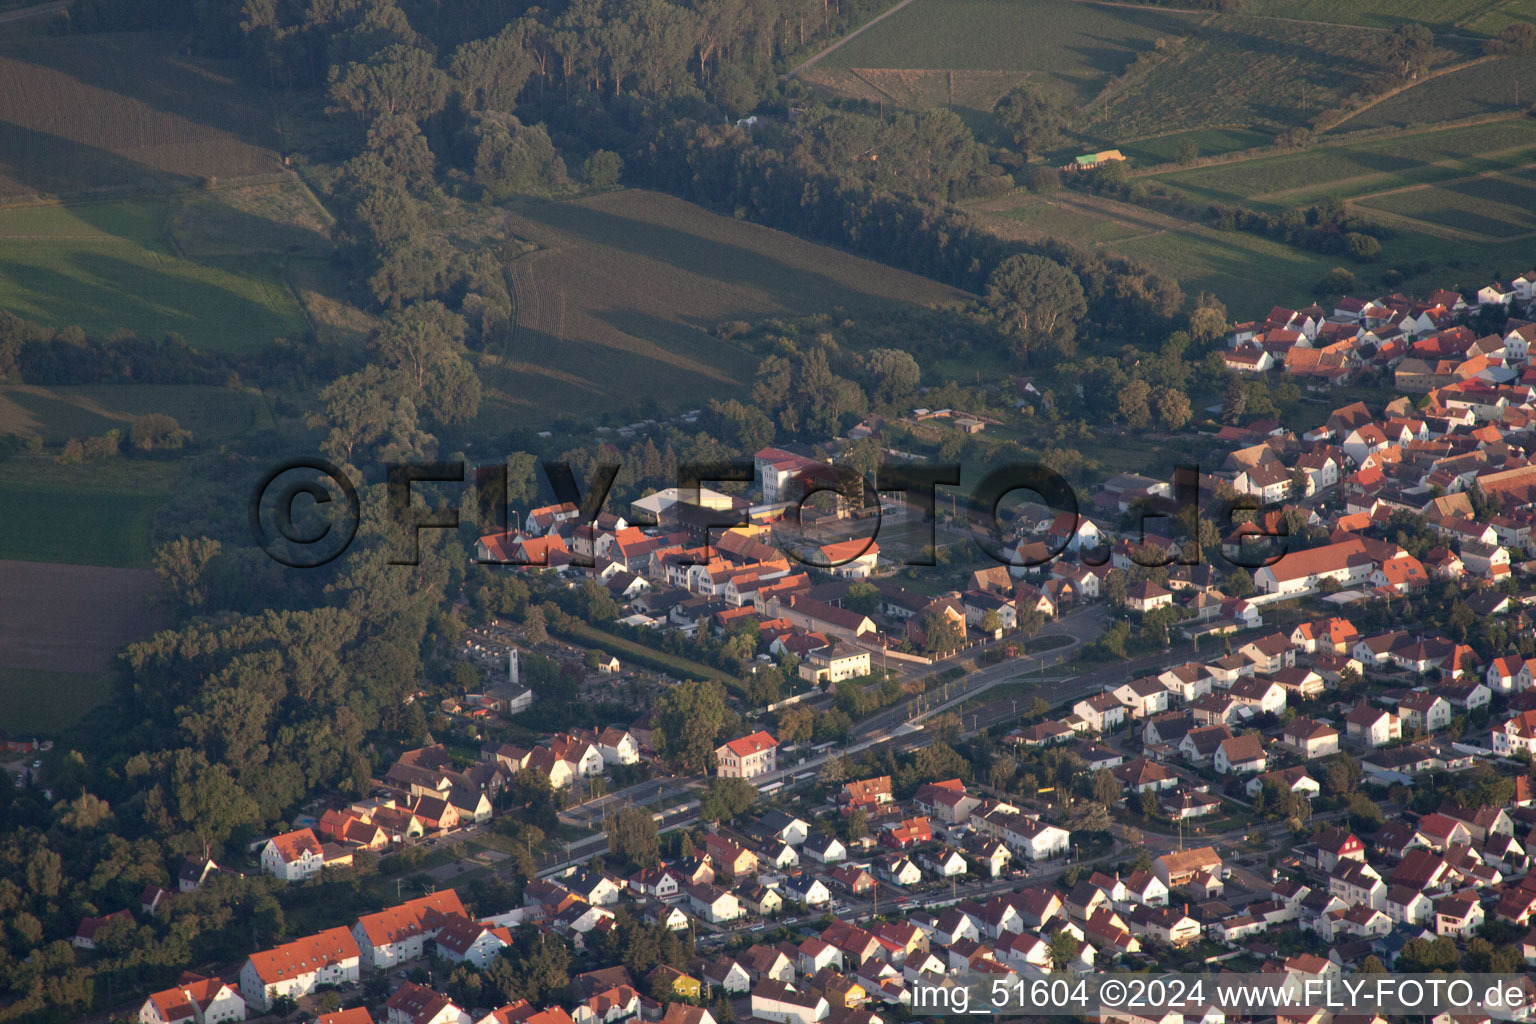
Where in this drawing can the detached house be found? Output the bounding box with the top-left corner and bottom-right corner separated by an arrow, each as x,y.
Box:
138,974 -> 245,1024
715,731 -> 778,780
1345,704 -> 1401,748
1396,691 -> 1452,733
1074,694 -> 1127,733
260,829 -> 324,882
1215,734 -> 1267,775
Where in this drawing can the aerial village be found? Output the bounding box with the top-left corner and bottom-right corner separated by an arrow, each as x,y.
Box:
128,273 -> 1536,1024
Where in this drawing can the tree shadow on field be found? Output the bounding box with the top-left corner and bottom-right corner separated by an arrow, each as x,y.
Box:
0,247 -> 293,351
0,30 -> 280,153
0,120 -> 194,199
515,198 -> 915,316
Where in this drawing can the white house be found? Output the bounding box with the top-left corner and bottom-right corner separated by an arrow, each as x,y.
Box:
750,980 -> 829,1024
1214,734 -> 1267,775
386,982 -> 471,1024
1073,694 -> 1127,733
139,975 -> 245,1024
260,829 -> 324,882
239,928 -> 360,1012
596,728 -> 641,766
432,916 -> 509,970
1345,704 -> 1401,748
1004,818 -> 1072,861
715,731 -> 779,780
1111,678 -> 1170,718
353,891 -> 467,969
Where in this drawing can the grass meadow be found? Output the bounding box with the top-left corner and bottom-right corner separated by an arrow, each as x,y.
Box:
0,669 -> 117,734
0,384 -> 274,445
0,199 -> 303,352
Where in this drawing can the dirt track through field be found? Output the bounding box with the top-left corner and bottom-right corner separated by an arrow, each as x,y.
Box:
0,559 -> 166,673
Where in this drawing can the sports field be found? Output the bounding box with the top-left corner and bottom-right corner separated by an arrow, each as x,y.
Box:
0,199 -> 303,352
479,188 -> 968,426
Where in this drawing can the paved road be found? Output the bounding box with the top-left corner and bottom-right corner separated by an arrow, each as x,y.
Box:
0,0 -> 65,25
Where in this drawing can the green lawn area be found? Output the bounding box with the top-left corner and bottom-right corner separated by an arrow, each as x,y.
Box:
0,200 -> 303,353
820,0 -> 1201,101
0,459 -> 180,566
0,384 -> 274,444
1000,198 -> 1151,244
0,668 -> 115,734
0,483 -> 163,566
1148,118 -> 1536,208
1116,127 -> 1274,166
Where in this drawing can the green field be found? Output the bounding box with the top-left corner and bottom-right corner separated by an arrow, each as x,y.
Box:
1355,168 -> 1536,238
0,483 -> 163,566
0,459 -> 181,566
1085,16 -> 1406,142
0,200 -> 303,353
982,193 -> 1344,310
818,0 -> 1201,101
1115,127 -> 1274,166
1149,118 -> 1536,207
1334,54 -> 1536,131
1244,0 -> 1507,31
0,668 -> 115,734
0,384 -> 273,444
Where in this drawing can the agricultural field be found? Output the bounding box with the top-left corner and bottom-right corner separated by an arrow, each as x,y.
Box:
167,176 -> 333,259
0,30 -> 281,200
1355,167 -> 1536,239
1244,0 -> 1508,31
0,669 -> 117,735
1083,16 -> 1410,143
0,459 -> 181,567
0,560 -> 164,671
976,191 -> 1345,311
1114,127 -> 1273,166
1146,118 -> 1536,208
0,199 -> 304,352
479,188 -> 968,427
0,480 -> 166,567
0,383 -> 274,445
1332,53 -> 1536,131
813,0 -> 1200,102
